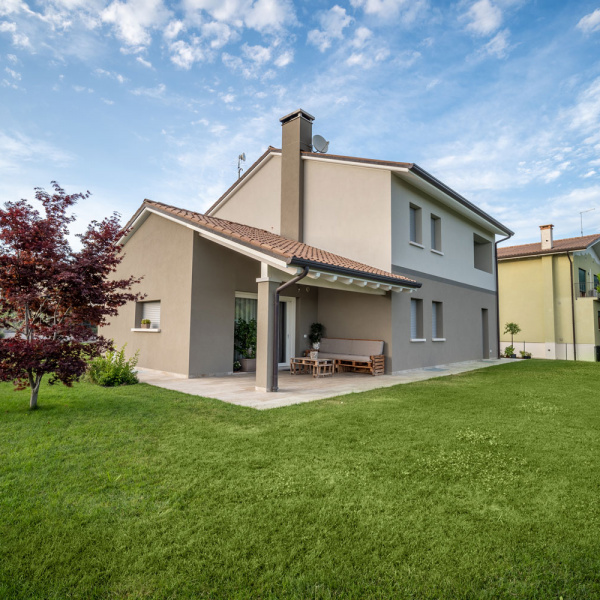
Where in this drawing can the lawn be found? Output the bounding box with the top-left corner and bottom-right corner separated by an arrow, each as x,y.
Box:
1,360 -> 599,599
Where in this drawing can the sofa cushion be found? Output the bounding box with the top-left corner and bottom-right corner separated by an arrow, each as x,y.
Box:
351,339 -> 384,356
319,338 -> 352,355
319,352 -> 372,362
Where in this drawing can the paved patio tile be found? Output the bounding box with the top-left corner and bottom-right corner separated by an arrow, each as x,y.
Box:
136,358 -> 519,410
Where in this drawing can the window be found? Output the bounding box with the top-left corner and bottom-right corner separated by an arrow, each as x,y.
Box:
431,215 -> 442,252
409,204 -> 422,245
597,310 -> 600,330
410,298 -> 424,340
473,234 -> 493,273
432,301 -> 443,339
579,268 -> 586,296
141,300 -> 161,329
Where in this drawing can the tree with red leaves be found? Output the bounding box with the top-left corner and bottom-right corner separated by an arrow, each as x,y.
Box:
0,182 -> 142,409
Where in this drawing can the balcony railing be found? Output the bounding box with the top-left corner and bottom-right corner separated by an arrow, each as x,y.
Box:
575,281 -> 599,298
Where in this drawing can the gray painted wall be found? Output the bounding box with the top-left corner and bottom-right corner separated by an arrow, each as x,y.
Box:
391,176 -> 497,290
391,269 -> 498,371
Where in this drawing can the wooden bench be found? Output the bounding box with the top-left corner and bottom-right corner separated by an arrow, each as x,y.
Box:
317,338 -> 385,376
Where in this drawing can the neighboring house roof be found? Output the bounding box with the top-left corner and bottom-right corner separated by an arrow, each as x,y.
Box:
205,146 -> 513,236
498,234 -> 600,260
124,200 -> 421,288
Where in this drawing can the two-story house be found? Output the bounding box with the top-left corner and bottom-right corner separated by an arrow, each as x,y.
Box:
498,225 -> 600,361
104,109 -> 512,391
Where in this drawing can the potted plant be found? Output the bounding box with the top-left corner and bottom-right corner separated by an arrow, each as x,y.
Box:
520,350 -> 532,359
140,319 -> 151,329
234,318 -> 257,372
308,322 -> 325,359
504,345 -> 516,358
503,322 -> 521,350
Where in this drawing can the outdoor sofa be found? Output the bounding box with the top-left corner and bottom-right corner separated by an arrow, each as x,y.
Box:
317,338 -> 385,376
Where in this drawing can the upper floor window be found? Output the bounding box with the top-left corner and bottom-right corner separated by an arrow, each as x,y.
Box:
431,215 -> 442,252
473,234 -> 493,273
409,204 -> 422,245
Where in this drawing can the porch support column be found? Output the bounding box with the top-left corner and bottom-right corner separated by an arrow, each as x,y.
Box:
255,267 -> 281,392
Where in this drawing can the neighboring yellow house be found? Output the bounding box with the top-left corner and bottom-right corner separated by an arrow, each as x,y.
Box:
498,225 -> 600,361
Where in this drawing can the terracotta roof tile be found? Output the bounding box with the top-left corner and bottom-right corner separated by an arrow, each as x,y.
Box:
141,199 -> 420,287
498,233 -> 600,259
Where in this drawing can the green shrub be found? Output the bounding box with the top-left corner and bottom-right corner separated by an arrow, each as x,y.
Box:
86,345 -> 139,387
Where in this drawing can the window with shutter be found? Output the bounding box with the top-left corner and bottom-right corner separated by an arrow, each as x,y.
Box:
410,298 -> 423,340
142,301 -> 161,329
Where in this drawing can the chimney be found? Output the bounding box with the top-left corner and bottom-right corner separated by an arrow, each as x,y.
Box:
540,224 -> 554,250
279,108 -> 314,242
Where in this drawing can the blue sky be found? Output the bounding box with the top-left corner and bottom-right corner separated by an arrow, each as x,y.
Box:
1,0 -> 600,246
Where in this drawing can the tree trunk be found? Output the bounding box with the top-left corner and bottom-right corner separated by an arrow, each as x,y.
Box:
28,372 -> 42,410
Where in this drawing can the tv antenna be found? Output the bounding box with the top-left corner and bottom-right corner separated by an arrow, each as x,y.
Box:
312,134 -> 329,154
237,153 -> 246,179
580,207 -> 595,236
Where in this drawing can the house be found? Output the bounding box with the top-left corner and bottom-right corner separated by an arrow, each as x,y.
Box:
498,225 -> 600,361
104,109 -> 512,391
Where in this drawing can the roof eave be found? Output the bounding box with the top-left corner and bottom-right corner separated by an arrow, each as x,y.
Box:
288,257 -> 421,289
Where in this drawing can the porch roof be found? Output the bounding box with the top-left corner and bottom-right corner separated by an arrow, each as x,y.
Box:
123,200 -> 421,290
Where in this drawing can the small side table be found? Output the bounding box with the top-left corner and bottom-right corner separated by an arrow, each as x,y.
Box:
290,357 -> 334,378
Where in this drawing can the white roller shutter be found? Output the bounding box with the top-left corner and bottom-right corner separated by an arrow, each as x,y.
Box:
410,299 -> 417,339
142,301 -> 161,329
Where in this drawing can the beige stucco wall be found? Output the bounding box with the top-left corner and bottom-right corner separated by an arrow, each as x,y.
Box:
210,154 -> 281,233
102,213 -> 194,375
303,159 -> 392,271
316,288 -> 393,370
392,177 -> 497,291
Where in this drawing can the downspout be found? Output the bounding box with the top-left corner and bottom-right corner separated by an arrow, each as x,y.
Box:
495,233 -> 513,358
567,251 -> 577,361
272,266 -> 310,392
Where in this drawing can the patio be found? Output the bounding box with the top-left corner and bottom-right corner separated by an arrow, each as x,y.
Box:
137,358 -> 513,410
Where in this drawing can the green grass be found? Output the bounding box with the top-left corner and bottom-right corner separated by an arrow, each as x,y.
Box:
1,360 -> 600,599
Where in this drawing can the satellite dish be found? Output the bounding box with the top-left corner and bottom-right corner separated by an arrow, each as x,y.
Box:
312,134 -> 329,153
239,153 -> 246,162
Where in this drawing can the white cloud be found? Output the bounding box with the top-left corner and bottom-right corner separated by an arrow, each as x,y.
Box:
168,38 -> 204,69
307,5 -> 352,53
483,28 -> 510,58
577,8 -> 600,34
0,0 -> 26,17
349,0 -> 426,22
5,66 -> 20,80
273,49 -> 293,67
131,82 -> 166,97
0,131 -> 73,170
568,77 -> 600,135
221,93 -> 235,103
73,85 -> 94,92
163,19 -> 184,40
7,53 -> 17,62
583,170 -> 596,178
201,21 -> 233,48
182,0 -> 295,33
136,56 -> 152,68
95,67 -> 128,83
0,20 -> 30,47
101,98 -> 114,104
242,42 -> 271,63
465,0 -> 502,36
351,26 -> 372,49
102,0 -> 170,47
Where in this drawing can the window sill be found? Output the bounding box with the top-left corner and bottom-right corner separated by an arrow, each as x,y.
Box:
432,337 -> 446,342
431,249 -> 444,256
409,241 -> 424,249
131,328 -> 161,333
410,338 -> 426,343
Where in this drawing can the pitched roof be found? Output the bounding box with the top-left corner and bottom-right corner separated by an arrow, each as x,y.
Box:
497,233 -> 600,259
132,200 -> 421,288
205,146 -> 512,236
